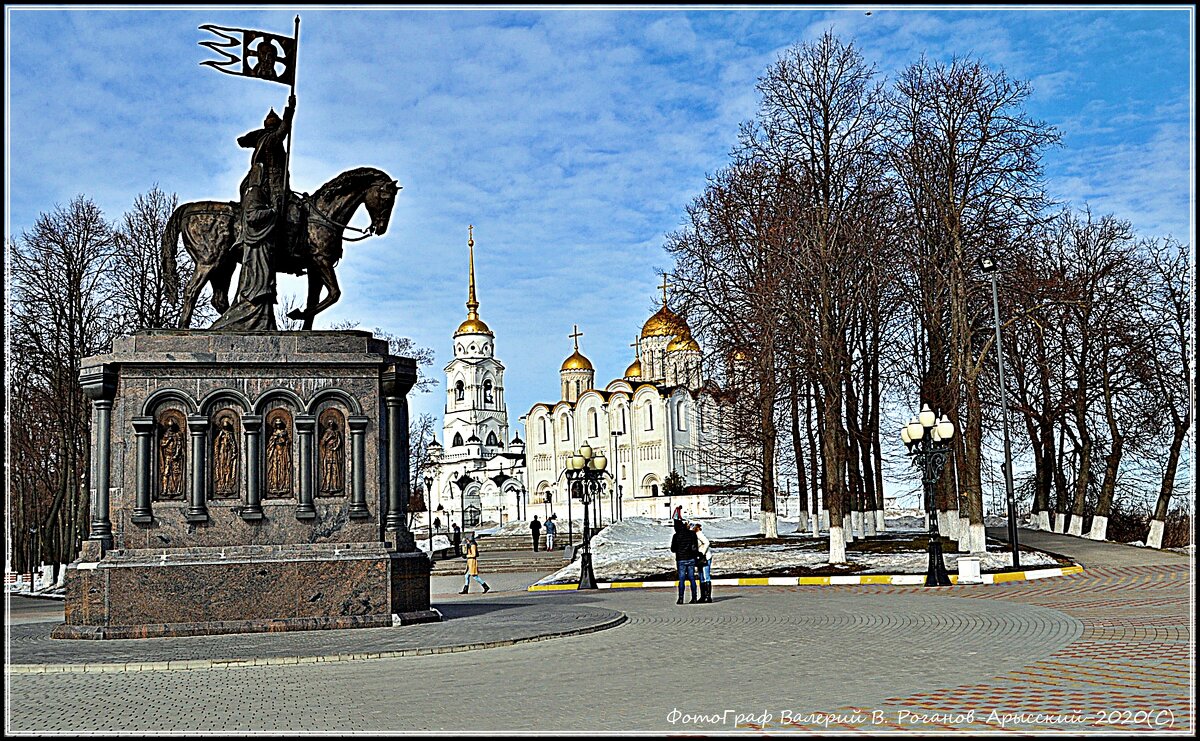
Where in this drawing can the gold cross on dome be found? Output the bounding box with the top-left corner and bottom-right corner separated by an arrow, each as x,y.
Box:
569,324 -> 583,351
630,336 -> 641,355
659,274 -> 672,304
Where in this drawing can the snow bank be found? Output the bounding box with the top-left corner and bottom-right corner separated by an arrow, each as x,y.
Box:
533,515 -> 1060,585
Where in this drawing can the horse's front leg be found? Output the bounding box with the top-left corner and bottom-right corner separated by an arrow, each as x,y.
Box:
288,260 -> 341,330
302,270 -> 323,331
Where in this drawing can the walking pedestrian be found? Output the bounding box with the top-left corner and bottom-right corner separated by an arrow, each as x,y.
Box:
693,522 -> 713,603
530,515 -> 542,552
671,504 -> 683,523
452,522 -> 462,557
460,536 -> 490,594
669,518 -> 699,605
545,514 -> 558,551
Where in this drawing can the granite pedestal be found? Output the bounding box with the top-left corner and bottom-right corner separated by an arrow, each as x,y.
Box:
54,330 -> 437,639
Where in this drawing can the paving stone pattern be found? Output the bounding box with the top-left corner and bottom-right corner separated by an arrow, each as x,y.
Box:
6,529 -> 1192,734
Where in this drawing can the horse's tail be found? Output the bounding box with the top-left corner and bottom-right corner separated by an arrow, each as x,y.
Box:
161,203 -> 187,298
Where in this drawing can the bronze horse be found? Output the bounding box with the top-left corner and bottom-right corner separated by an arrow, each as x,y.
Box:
162,166 -> 400,329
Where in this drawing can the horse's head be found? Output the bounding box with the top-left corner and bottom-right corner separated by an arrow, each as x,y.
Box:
364,176 -> 401,236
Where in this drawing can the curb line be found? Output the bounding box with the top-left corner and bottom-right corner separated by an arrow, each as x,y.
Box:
8,613 -> 628,675
529,564 -> 1084,591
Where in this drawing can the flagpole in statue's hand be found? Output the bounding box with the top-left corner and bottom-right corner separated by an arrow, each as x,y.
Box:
283,16 -> 300,210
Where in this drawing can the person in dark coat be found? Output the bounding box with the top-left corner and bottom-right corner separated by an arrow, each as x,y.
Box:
452,522 -> 462,557
670,518 -> 700,605
530,515 -> 542,551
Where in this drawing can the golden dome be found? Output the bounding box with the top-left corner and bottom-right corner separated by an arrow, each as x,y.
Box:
455,317 -> 493,336
641,305 -> 688,338
624,358 -> 642,378
730,348 -> 749,362
561,350 -> 594,372
667,332 -> 700,353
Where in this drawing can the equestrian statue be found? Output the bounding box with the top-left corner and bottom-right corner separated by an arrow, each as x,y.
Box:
167,19 -> 401,331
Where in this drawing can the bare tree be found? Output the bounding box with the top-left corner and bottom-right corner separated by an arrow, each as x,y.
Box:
9,196 -> 119,575
667,156 -> 792,537
888,56 -> 1060,553
110,187 -> 208,330
407,412 -> 437,529
1138,239 -> 1192,548
752,32 -> 891,560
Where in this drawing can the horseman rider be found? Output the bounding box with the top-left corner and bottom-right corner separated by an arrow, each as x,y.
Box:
210,95 -> 295,331
237,94 -> 295,255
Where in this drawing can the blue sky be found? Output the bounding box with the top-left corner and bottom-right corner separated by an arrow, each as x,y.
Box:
6,6 -> 1194,444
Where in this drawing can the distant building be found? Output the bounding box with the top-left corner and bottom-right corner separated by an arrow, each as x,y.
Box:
523,281 -> 739,522
425,228 -> 527,528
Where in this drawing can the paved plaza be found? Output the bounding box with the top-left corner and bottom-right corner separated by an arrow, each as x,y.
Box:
5,531 -> 1193,734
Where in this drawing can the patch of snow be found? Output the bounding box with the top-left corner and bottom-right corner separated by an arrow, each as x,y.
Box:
533,516 -> 1059,585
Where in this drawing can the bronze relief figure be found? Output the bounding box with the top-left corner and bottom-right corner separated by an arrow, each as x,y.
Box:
212,412 -> 240,497
265,412 -> 293,497
158,411 -> 186,500
318,411 -> 344,495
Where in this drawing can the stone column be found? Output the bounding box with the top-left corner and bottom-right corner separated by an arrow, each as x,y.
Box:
348,415 -> 370,520
295,414 -> 317,520
80,364 -> 118,549
185,415 -> 209,523
131,416 -> 155,524
241,414 -> 264,521
382,361 -> 418,551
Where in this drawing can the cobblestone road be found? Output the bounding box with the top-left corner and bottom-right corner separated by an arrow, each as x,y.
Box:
6,530 -> 1192,734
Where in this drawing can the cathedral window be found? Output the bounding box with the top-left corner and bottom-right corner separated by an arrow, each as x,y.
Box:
676,400 -> 687,431
621,407 -> 627,433
484,380 -> 494,404
561,417 -> 570,441
646,404 -> 654,431
486,431 -> 498,447
453,432 -> 464,447
575,380 -> 581,398
540,418 -> 547,444
455,381 -> 465,402
589,409 -> 598,438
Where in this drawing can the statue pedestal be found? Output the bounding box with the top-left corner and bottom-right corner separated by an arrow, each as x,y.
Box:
56,330 -> 436,639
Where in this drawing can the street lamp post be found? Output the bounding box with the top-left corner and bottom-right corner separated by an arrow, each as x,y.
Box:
564,443 -> 607,590
979,254 -> 1021,568
423,474 -> 435,565
902,404 -> 956,587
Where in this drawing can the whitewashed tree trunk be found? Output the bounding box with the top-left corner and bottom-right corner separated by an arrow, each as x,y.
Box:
797,511 -> 809,533
969,523 -> 986,554
761,510 -> 779,539
1146,519 -> 1165,549
939,510 -> 958,538
1052,513 -> 1066,533
864,511 -> 877,536
957,515 -> 971,551
1036,511 -> 1051,531
843,513 -> 855,542
852,511 -> 864,539
819,510 -> 830,530
829,525 -> 847,564
1086,515 -> 1109,541
1067,516 -> 1084,537
875,510 -> 886,532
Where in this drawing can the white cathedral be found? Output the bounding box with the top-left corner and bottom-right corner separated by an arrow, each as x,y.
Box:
425,231 -> 741,531
522,280 -> 740,523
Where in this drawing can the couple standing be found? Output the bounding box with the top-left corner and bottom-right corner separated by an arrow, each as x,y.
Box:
669,518 -> 713,604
